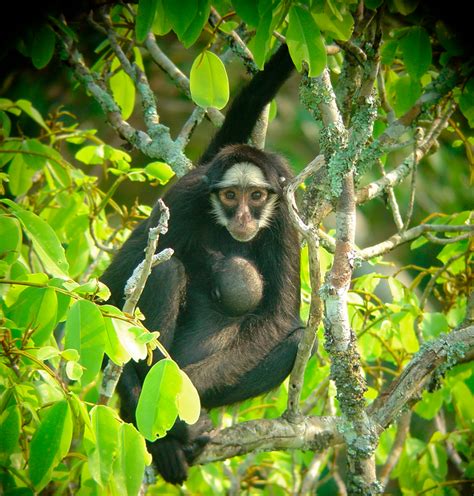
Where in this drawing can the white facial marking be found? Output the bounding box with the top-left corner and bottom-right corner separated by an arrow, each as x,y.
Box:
210,162 -> 278,241
215,163 -> 271,189
258,194 -> 278,229
210,193 -> 228,227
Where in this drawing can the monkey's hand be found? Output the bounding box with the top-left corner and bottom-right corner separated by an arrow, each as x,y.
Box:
149,415 -> 212,485
148,436 -> 189,485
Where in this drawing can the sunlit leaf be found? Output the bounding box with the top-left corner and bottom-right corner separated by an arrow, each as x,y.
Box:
75,145 -> 105,165
102,305 -> 147,364
2,199 -> 69,278
110,58 -> 136,120
86,405 -> 120,486
0,215 -> 22,264
64,300 -> 106,385
112,423 -> 149,495
144,161 -> 175,184
136,358 -> 181,440
10,287 -> 58,345
177,370 -> 200,424
287,6 -> 326,77
190,51 -> 229,109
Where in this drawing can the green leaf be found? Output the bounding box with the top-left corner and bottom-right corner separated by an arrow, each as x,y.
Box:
421,313 -> 449,340
459,78 -> 474,127
144,161 -> 175,184
0,215 -> 22,264
15,100 -> 49,131
112,424 -> 148,495
0,404 -> 21,458
102,304 -> 147,364
381,39 -> 398,65
313,11 -> 354,41
414,389 -> 444,420
287,6 -> 326,77
0,110 -> 11,138
86,405 -> 120,486
364,0 -> 384,9
8,155 -> 35,197
177,370 -> 200,424
136,358 -> 181,440
10,287 -> 58,345
233,0 -> 259,26
400,26 -> 432,79
399,312 -> 419,353
31,24 -> 56,69
410,234 -> 428,250
110,58 -> 136,120
75,144 -> 106,165
252,6 -> 274,69
393,0 -> 420,15
66,360 -> 83,381
451,382 -> 474,422
180,0 -> 211,48
162,0 -> 196,38
389,74 -> 421,115
1,200 -> 69,278
190,51 -> 229,110
66,234 -> 90,279
64,300 -> 106,385
152,0 -> 172,35
136,0 -> 159,42
29,400 -> 73,491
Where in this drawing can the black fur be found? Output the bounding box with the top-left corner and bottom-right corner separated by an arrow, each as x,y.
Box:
101,44 -> 302,484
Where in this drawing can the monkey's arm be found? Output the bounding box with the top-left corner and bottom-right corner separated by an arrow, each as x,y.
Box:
182,322 -> 304,409
199,44 -> 294,164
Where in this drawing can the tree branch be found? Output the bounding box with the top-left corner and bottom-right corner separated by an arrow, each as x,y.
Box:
98,200 -> 171,405
196,416 -> 342,464
144,33 -> 224,127
359,224 -> 474,259
369,324 -> 474,430
284,156 -> 325,419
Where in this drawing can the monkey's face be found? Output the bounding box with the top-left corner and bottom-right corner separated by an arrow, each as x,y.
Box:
210,162 -> 278,242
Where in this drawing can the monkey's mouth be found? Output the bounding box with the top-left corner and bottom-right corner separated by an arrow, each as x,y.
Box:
227,226 -> 259,242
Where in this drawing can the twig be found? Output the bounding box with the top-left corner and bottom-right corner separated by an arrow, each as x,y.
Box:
359,224 -> 473,260
424,232 -> 473,244
379,411 -> 411,490
369,324 -> 474,430
284,156 -> 325,419
144,33 -> 224,127
123,200 -> 170,314
377,159 -> 404,230
98,200 -> 171,406
402,127 -> 424,231
176,107 -> 207,148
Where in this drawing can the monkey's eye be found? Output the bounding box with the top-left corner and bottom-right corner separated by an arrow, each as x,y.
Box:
219,188 -> 238,205
250,189 -> 267,203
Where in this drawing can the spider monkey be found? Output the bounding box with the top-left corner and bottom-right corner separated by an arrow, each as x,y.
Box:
101,44 -> 302,484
